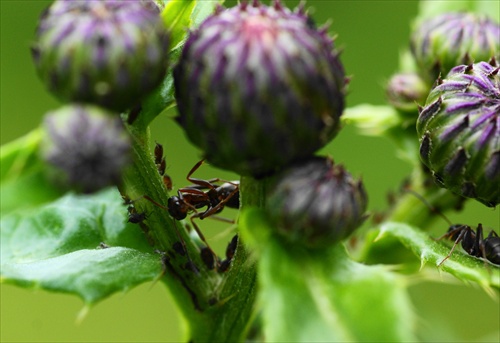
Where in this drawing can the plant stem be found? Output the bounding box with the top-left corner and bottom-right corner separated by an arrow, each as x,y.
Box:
119,121 -> 266,342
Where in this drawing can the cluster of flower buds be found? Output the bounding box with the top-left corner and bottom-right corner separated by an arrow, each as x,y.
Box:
32,0 -> 170,111
417,60 -> 500,207
33,0 -> 171,193
265,157 -> 368,249
42,105 -> 131,193
410,12 -> 500,83
174,1 -> 346,177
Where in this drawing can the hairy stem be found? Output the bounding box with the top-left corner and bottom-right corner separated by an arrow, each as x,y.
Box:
119,119 -> 263,342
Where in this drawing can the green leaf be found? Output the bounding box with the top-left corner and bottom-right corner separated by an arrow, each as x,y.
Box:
162,0 -> 196,50
0,129 -> 64,214
240,208 -> 417,342
1,188 -> 161,304
1,248 -> 160,304
377,222 -> 500,289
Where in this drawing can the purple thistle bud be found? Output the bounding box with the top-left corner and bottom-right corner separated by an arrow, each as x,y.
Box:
417,60 -> 500,207
386,72 -> 429,113
41,104 -> 131,193
32,0 -> 170,112
173,1 -> 346,177
410,12 -> 500,82
266,157 -> 368,249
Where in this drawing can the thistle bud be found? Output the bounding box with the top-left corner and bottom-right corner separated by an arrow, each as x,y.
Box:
410,12 -> 500,82
417,60 -> 500,207
32,0 -> 170,111
41,104 -> 131,193
266,157 -> 368,249
386,72 -> 429,113
173,1 -> 346,177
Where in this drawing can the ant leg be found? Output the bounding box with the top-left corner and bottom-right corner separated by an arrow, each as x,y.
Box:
198,186 -> 240,220
438,229 -> 467,267
434,226 -> 463,241
186,159 -> 217,190
189,213 -> 218,259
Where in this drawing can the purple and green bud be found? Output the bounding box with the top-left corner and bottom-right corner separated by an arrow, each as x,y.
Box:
32,0 -> 170,112
417,60 -> 500,207
386,72 -> 429,114
173,1 -> 346,177
410,12 -> 500,83
41,104 -> 131,193
265,157 -> 368,249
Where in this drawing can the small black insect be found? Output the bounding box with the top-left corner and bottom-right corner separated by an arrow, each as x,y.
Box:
436,223 -> 500,266
225,234 -> 238,260
128,210 -> 147,224
200,246 -> 216,270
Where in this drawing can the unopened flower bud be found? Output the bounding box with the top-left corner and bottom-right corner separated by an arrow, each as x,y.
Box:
42,104 -> 131,193
32,0 -> 170,111
417,60 -> 500,207
173,1 -> 346,177
410,12 -> 500,82
266,157 -> 368,249
386,72 -> 429,113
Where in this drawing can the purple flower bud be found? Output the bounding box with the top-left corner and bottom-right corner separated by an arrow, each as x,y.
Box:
42,104 -> 131,193
32,0 -> 170,112
386,72 -> 429,113
410,12 -> 500,82
173,1 -> 346,177
266,157 -> 368,249
417,60 -> 500,207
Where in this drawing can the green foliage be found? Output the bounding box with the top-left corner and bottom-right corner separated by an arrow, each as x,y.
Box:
0,189 -> 160,304
241,208 -> 417,342
377,222 -> 500,289
1,0 -> 499,342
1,129 -> 64,214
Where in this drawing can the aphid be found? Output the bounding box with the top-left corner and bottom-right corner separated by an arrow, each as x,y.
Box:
217,234 -> 239,273
153,142 -> 172,190
128,210 -> 147,224
225,234 -> 238,260
200,246 -> 216,270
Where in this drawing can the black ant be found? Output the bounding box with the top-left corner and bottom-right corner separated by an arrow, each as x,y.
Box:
406,190 -> 500,266
436,223 -> 500,267
143,159 -> 240,260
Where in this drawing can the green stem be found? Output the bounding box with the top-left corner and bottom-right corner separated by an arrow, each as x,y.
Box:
120,122 -> 266,342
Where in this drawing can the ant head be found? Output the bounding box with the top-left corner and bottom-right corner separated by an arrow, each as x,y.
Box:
168,196 -> 188,220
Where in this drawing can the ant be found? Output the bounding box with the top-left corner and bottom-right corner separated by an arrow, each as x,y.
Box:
406,190 -> 500,267
436,223 -> 500,267
143,159 -> 240,260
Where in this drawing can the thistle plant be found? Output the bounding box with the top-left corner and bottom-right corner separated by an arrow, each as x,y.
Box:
1,1 -> 499,342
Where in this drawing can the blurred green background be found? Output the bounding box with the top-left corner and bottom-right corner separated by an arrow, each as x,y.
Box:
1,0 -> 498,342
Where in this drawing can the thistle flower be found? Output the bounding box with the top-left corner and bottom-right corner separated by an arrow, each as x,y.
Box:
266,157 -> 368,249
32,0 -> 170,112
417,60 -> 500,207
410,12 -> 500,82
42,104 -> 131,193
173,1 -> 346,177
